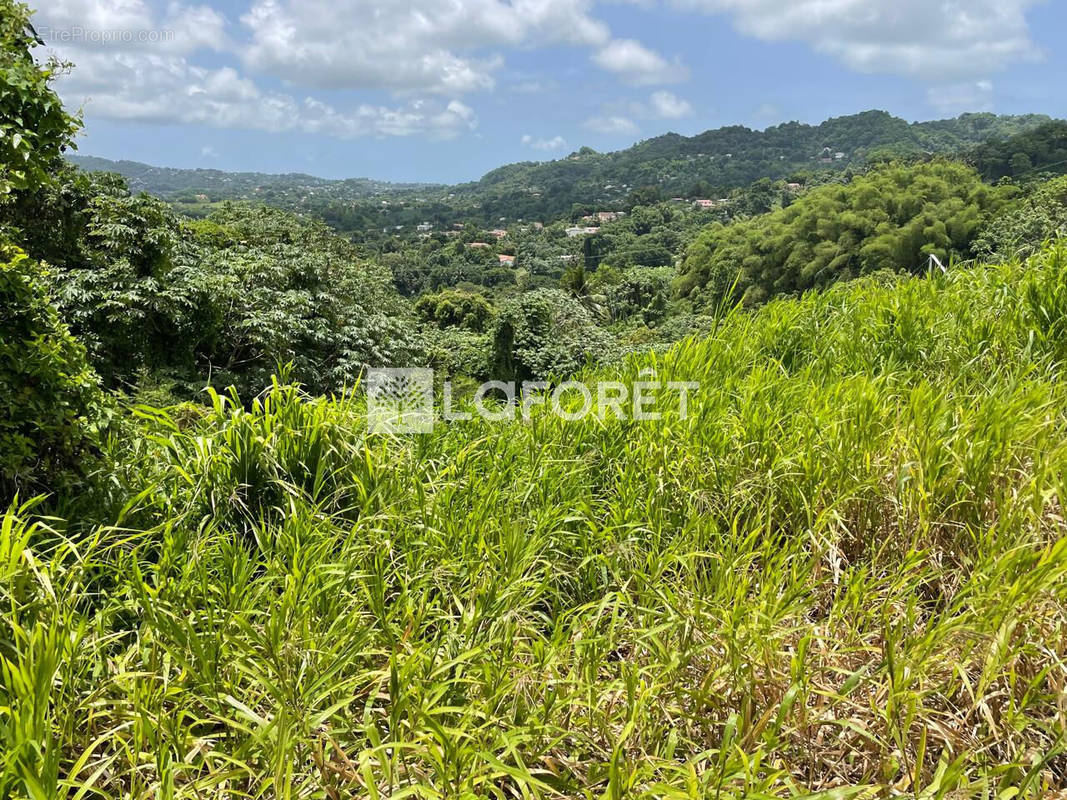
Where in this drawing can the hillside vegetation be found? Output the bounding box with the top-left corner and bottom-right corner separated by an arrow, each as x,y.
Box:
4,246 -> 1067,796
4,2 -> 1067,796
676,161 -> 1016,306
71,111 -> 1052,226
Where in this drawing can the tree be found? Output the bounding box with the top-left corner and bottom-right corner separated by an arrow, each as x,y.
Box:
677,161 -> 1016,308
974,175 -> 1067,260
1010,152 -> 1034,177
1,244 -> 108,500
490,290 -> 617,382
971,121 -> 1067,181
626,186 -> 663,210
415,289 -> 494,333
0,0 -> 81,201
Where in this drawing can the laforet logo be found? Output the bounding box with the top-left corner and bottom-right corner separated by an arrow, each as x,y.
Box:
365,368 -> 698,433
366,368 -> 435,434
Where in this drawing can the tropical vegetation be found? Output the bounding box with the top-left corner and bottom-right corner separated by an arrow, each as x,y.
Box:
4,0 -> 1067,795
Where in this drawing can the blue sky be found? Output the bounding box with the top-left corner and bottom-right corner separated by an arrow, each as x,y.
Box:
35,0 -> 1067,184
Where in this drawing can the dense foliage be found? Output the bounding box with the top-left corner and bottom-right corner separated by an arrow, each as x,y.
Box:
415,288 -> 495,333
464,111 -> 1047,220
0,245 -> 107,499
4,166 -> 423,396
677,160 -> 1016,306
975,174 -> 1067,260
4,247 -> 1067,796
72,111 -> 1051,227
180,206 -> 422,396
971,120 -> 1067,181
0,0 -> 80,200
491,289 -> 618,381
5,8 -> 1067,795
68,154 -> 435,198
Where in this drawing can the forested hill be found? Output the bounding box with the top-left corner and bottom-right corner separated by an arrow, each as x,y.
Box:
66,155 -> 440,200
457,111 -> 1054,218
70,111 -> 1055,223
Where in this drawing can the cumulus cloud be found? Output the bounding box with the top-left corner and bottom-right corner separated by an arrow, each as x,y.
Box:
583,115 -> 640,135
36,0 -> 227,54
648,90 -> 694,119
522,134 -> 568,151
36,0 -> 479,139
49,48 -> 478,139
33,0 -> 695,142
592,39 -> 688,85
667,0 -> 1041,80
240,0 -> 612,93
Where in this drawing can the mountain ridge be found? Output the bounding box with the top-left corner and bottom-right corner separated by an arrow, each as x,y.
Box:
68,111 -> 1059,224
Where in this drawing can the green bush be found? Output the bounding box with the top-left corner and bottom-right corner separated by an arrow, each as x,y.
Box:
677,160 -> 1017,307
490,288 -> 618,381
0,244 -> 108,500
974,174 -> 1067,260
414,289 -> 494,332
0,0 -> 81,200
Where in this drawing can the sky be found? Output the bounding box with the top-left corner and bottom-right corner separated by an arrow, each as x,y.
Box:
33,0 -> 1067,184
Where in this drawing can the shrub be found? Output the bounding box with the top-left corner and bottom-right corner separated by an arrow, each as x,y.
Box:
677,160 -> 1016,307
974,174 -> 1067,260
0,244 -> 108,500
490,288 -> 618,381
0,0 -> 81,200
414,289 -> 494,332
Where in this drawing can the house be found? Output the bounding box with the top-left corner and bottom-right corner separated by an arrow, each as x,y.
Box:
498,254 -> 516,266
565,226 -> 600,237
469,242 -> 490,249
490,229 -> 508,239
416,222 -> 433,232
693,199 -> 717,209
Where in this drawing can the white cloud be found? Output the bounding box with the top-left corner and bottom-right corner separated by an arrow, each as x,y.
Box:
648,90 -> 693,119
50,49 -> 478,139
240,0 -> 612,94
592,39 -> 688,85
521,134 -> 568,151
927,80 -> 996,114
37,0 -> 479,140
201,145 -> 220,158
668,0 -> 1042,80
596,91 -> 694,124
583,115 -> 640,135
36,0 -> 227,54
32,0 -> 694,143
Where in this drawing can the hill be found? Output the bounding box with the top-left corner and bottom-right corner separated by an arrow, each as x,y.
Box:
66,155 -> 440,201
69,111 -> 1054,224
461,110 -> 1052,218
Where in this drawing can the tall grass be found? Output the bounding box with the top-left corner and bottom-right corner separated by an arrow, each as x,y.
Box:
4,246 -> 1067,797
